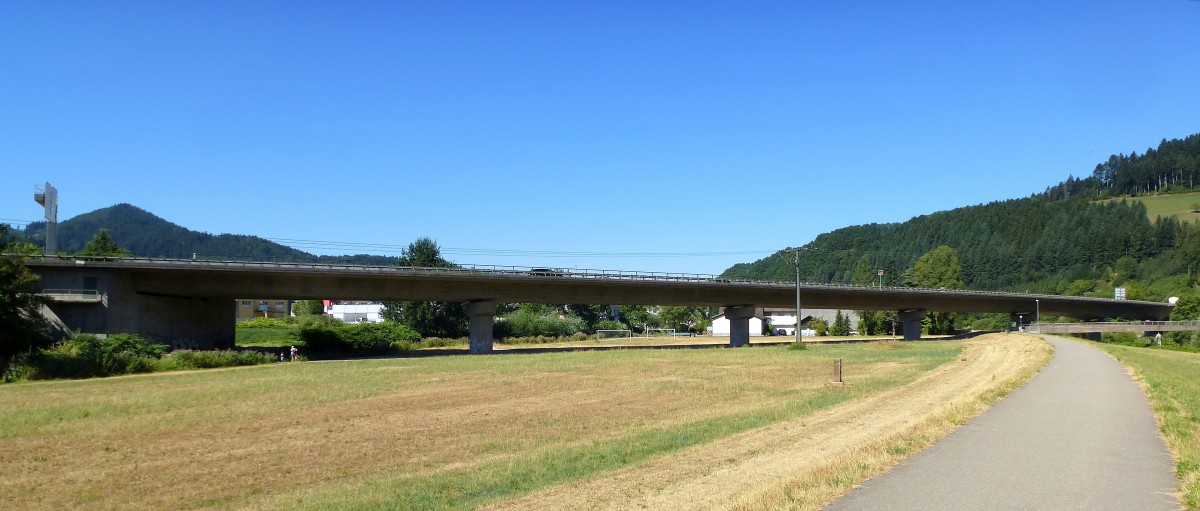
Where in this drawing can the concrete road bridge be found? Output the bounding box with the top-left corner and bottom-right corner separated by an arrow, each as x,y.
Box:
25,256 -> 1174,353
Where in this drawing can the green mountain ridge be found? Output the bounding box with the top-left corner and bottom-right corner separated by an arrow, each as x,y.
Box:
20,204 -> 395,265
722,131 -> 1200,303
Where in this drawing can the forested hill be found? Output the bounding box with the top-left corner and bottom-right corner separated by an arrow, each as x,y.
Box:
1041,133 -> 1200,200
723,132 -> 1200,302
20,204 -> 396,265
722,198 -> 1180,292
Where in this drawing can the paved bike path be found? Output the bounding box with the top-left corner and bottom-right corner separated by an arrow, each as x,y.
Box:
824,335 -> 1180,511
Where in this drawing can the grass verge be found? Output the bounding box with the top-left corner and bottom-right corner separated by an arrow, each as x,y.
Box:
1094,342 -> 1200,509
729,334 -> 1053,511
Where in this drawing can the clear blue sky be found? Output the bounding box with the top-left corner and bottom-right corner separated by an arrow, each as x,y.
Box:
3,0 -> 1198,275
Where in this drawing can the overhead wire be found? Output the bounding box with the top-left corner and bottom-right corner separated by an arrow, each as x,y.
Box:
265,237 -> 776,259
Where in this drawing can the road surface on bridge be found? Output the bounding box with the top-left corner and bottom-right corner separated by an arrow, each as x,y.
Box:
823,335 -> 1180,511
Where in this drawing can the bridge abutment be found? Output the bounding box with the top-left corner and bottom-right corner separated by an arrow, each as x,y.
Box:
726,306 -> 756,347
899,310 -> 927,341
37,265 -> 235,349
467,301 -> 497,354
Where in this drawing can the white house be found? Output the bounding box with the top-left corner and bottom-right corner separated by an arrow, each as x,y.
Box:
710,307 -> 767,337
324,300 -> 385,323
710,307 -> 858,336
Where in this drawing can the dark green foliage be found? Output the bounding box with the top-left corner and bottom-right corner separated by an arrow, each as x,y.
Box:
830,311 -> 851,336
656,306 -> 707,333
1168,294 -> 1200,345
236,317 -> 294,329
380,238 -> 467,337
157,350 -> 277,370
969,313 -> 1014,332
20,204 -> 402,264
496,308 -> 586,338
808,317 -> 828,336
857,310 -> 879,335
616,305 -> 652,332
565,304 -> 607,330
494,333 -> 591,346
913,245 -> 964,289
31,333 -> 164,379
23,204 -> 311,260
922,311 -> 957,335
293,300 -> 324,316
723,198 -> 1171,294
0,226 -> 52,373
1042,133 -> 1200,199
297,322 -> 422,354
76,228 -> 133,257
235,320 -> 299,348
594,319 -> 626,331
20,332 -> 277,380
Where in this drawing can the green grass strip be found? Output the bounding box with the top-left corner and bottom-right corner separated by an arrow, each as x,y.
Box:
1095,343 -> 1200,510
289,345 -> 961,511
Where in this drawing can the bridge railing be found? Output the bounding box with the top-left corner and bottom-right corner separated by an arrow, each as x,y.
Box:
39,288 -> 107,305
1034,320 -> 1200,333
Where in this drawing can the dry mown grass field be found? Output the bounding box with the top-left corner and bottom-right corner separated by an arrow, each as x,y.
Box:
0,333 -> 1047,510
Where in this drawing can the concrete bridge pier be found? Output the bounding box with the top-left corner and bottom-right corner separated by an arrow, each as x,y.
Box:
725,306 -> 756,347
467,301 -> 497,354
899,310 -> 927,341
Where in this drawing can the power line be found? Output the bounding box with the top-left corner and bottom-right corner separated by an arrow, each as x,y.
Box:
265,237 -> 777,259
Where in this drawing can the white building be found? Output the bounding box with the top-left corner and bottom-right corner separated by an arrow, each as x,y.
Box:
710,307 -> 858,336
324,300 -> 385,323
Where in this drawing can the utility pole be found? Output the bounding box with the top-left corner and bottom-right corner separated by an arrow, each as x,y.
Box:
783,246 -> 813,350
795,248 -> 804,348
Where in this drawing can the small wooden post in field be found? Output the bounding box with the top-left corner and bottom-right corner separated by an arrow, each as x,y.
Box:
831,358 -> 844,386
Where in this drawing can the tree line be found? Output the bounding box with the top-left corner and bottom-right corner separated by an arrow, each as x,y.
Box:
1041,132 -> 1200,200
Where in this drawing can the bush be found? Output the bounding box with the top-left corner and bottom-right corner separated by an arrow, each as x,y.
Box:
159,350 -> 277,370
237,317 -> 293,329
499,310 -> 586,338
970,313 -> 1013,332
30,333 -> 165,379
392,338 -> 468,352
1101,332 -> 1144,346
297,322 -> 422,354
7,333 -> 282,382
594,320 -> 626,332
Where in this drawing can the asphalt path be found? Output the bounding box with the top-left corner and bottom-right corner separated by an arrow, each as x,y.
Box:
823,335 -> 1180,511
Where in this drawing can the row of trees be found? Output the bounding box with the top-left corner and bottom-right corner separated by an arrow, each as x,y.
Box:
375,238 -> 713,339
1042,133 -> 1200,200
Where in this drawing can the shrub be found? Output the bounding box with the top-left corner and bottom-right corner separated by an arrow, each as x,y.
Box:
295,325 -> 343,352
1102,332 -> 1143,345
500,310 -> 586,338
159,350 -> 277,370
29,333 -> 165,379
594,320 -> 626,332
297,322 -> 421,354
419,337 -> 461,348
237,317 -> 293,329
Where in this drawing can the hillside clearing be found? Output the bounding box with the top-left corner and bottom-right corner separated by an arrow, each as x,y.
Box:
1104,191 -> 1200,223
